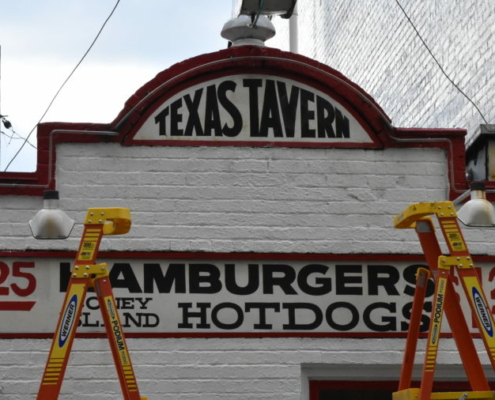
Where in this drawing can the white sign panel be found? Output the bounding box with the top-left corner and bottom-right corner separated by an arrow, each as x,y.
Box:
1,256 -> 494,336
133,75 -> 374,145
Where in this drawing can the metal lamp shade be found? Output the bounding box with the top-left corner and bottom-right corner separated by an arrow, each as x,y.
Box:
28,191 -> 75,239
457,182 -> 495,227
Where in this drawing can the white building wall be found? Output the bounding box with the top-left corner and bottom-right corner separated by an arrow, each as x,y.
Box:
270,0 -> 495,144
0,140 -> 486,399
3,144 -> 448,254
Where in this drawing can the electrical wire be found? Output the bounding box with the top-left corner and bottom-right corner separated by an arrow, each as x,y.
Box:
2,126 -> 37,149
394,0 -> 489,125
3,0 -> 121,172
251,0 -> 266,27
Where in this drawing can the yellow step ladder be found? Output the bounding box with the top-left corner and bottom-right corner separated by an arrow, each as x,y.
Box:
36,208 -> 147,400
393,202 -> 495,400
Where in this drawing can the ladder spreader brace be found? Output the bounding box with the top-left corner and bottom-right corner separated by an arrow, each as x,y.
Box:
36,207 -> 147,400
393,201 -> 495,400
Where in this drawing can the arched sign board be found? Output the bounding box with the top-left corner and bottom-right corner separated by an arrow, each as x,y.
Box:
122,46 -> 389,149
0,45 -> 468,196
131,74 -> 374,146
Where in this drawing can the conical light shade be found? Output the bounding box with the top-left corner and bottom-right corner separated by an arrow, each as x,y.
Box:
457,182 -> 495,227
28,191 -> 75,239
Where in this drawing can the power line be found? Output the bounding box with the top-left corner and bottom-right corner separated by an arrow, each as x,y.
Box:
394,0 -> 489,125
3,0 -> 121,172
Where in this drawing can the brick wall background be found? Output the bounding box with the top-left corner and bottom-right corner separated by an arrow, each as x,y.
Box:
270,0 -> 495,145
0,139 -> 474,399
3,144 -> 448,254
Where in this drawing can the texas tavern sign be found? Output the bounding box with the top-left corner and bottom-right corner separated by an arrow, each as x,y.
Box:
133,74 -> 371,144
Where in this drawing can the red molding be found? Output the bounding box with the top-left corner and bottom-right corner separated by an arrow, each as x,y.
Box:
4,249 -> 495,263
0,331 -> 463,340
0,250 -> 429,261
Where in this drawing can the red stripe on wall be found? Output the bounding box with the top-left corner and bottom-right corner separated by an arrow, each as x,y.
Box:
0,301 -> 36,311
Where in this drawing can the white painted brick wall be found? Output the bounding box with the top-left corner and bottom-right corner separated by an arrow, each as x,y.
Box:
0,143 -> 448,255
270,0 -> 495,144
0,140 -> 477,398
0,337 -> 487,399
0,96 -> 484,397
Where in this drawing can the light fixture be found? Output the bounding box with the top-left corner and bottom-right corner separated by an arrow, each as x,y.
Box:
29,190 -> 75,239
457,181 -> 495,227
233,0 -> 298,19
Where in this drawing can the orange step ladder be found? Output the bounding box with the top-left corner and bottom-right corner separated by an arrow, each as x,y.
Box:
393,201 -> 495,400
36,207 -> 147,400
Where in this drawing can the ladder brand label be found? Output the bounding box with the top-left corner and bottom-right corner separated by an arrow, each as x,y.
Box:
105,297 -> 129,364
472,286 -> 494,337
59,294 -> 78,347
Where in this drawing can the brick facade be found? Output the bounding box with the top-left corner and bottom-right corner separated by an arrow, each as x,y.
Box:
271,0 -> 495,145
0,43 -> 486,399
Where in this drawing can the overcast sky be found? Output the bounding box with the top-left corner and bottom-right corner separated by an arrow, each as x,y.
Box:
0,0 -> 241,171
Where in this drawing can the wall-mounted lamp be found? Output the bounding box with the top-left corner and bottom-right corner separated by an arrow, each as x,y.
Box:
224,0 -> 297,47
457,182 -> 495,227
29,190 -> 75,239
233,0 -> 298,19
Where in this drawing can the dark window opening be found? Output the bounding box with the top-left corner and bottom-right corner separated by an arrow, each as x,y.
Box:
310,381 -> 481,400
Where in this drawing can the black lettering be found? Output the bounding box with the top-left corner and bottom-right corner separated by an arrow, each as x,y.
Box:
170,99 -> 183,136
123,313 -> 159,328
154,107 -> 170,136
368,265 -> 400,295
245,303 -> 281,329
263,264 -> 297,295
363,302 -> 396,331
283,303 -> 323,330
110,263 -> 142,293
335,108 -> 350,138
86,296 -> 100,310
335,265 -> 363,295
316,96 -> 335,138
211,302 -> 244,330
178,302 -> 211,329
184,88 -> 204,136
135,298 -> 152,309
143,263 -> 186,293
401,301 -> 431,332
326,302 -> 359,331
259,79 -> 283,137
218,81 -> 242,137
189,264 -> 222,293
60,262 -> 72,292
204,85 -> 222,136
277,81 -> 299,138
225,263 -> 259,295
78,312 -> 101,327
300,89 -> 316,138
117,298 -> 134,309
243,79 -> 262,137
298,264 -> 332,295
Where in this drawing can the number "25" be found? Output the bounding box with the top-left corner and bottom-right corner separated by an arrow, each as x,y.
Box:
0,262 -> 36,297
